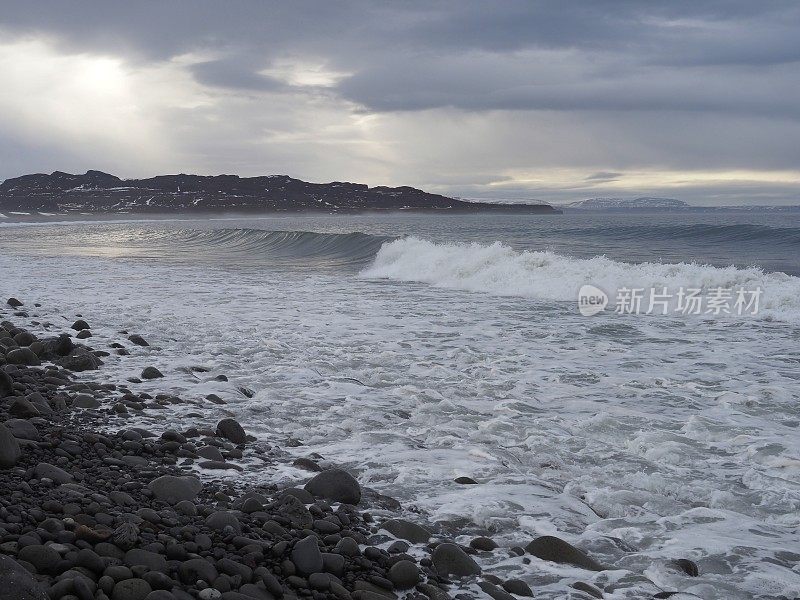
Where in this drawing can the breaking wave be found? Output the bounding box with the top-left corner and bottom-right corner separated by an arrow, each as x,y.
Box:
361,237 -> 800,320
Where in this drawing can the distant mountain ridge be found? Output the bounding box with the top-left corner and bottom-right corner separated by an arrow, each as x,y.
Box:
563,197 -> 690,209
0,170 -> 560,214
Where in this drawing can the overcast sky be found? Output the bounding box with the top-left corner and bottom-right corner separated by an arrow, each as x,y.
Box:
0,1 -> 798,205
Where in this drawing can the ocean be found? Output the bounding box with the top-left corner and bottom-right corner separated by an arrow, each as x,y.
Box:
1,211 -> 799,599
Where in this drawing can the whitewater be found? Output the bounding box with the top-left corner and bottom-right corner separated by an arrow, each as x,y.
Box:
1,212 -> 799,599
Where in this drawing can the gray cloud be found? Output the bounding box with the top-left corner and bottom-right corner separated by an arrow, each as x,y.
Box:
0,1 -> 798,204
586,172 -> 623,182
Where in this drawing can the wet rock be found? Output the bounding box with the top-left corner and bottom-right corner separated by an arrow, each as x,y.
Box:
74,394 -> 102,409
197,445 -> 224,461
71,320 -> 91,331
3,419 -> 39,441
0,369 -> 13,396
525,536 -> 604,571
292,535 -> 324,575
141,367 -> 163,380
293,457 -> 323,472
38,335 -> 74,358
34,461 -> 73,483
128,334 -> 149,347
18,544 -> 61,575
470,537 -> 498,551
216,418 -> 247,444
501,580 -> 533,597
380,519 -> 431,543
9,396 -> 40,418
113,523 -> 140,550
304,469 -> 361,505
124,549 -> 168,573
148,475 -> 202,504
572,581 -> 604,598
432,543 -> 481,577
6,297 -> 24,308
477,582 -> 515,600
14,331 -> 37,346
454,476 -> 478,484
199,460 -> 242,471
112,578 -> 152,600
387,560 -> 420,589
0,422 -> 21,468
206,511 -> 241,534
0,555 -> 49,600
670,558 -> 699,577
7,347 -> 41,366
56,352 -> 102,371
178,558 -> 218,585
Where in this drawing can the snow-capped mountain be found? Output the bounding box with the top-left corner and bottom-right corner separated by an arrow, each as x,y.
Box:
563,197 -> 690,210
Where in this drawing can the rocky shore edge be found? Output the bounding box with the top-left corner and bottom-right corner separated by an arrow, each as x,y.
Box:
0,296 -> 690,600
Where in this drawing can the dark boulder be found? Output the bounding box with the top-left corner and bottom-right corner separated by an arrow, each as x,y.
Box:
6,347 -> 41,366
128,334 -> 149,347
0,555 -> 48,600
3,419 -> 39,441
6,298 -> 23,308
470,536 -> 498,551
148,475 -> 202,504
292,535 -> 324,575
55,351 -> 102,371
525,536 -> 604,571
0,369 -> 13,396
38,335 -> 74,358
304,469 -> 361,505
71,319 -> 91,331
380,519 -> 431,543
18,544 -> 61,575
34,462 -> 73,483
0,423 -> 21,468
502,580 -> 533,597
454,476 -> 478,484
670,558 -> 699,577
387,560 -> 420,589
178,558 -> 218,585
141,367 -> 164,379
431,543 -> 481,577
216,418 -> 247,444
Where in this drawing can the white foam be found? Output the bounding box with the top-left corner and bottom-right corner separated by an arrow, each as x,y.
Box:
2,226 -> 798,599
361,237 -> 800,321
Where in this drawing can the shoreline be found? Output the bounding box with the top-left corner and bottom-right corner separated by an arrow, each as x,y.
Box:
0,297 -> 620,600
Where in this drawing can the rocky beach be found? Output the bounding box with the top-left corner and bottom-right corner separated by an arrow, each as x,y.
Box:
0,296 -> 632,600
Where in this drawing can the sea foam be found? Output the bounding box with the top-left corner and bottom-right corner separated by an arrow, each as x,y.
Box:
361,236 -> 800,320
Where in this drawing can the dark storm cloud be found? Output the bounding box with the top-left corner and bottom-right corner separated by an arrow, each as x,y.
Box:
190,60 -> 285,92
2,0 -> 797,115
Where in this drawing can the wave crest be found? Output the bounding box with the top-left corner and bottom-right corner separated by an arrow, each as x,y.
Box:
361,237 -> 800,319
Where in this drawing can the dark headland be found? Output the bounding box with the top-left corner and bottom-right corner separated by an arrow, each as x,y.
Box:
0,171 -> 560,215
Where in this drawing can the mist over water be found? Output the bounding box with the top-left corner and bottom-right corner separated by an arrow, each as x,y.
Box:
2,212 -> 799,599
